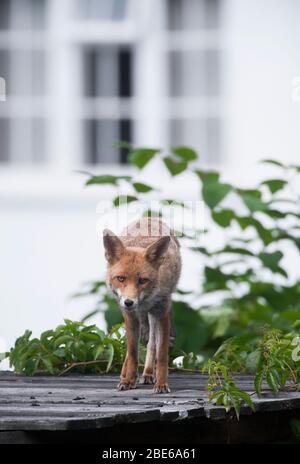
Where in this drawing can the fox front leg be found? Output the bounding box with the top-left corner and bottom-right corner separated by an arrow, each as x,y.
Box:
153,311 -> 171,394
118,312 -> 140,391
140,313 -> 156,385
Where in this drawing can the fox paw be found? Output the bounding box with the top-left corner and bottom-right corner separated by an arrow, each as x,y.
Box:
153,383 -> 170,394
117,379 -> 137,391
139,374 -> 155,385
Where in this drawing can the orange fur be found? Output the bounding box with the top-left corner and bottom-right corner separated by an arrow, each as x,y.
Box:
103,218 -> 181,393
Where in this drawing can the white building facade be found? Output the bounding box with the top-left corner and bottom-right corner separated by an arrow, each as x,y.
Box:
0,0 -> 300,356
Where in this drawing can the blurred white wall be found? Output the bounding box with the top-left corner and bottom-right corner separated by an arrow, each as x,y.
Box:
224,0 -> 300,171
1,0 -> 300,362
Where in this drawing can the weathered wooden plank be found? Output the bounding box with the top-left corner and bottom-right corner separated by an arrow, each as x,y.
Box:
0,404 -> 164,416
0,407 -> 163,431
0,371 -> 299,433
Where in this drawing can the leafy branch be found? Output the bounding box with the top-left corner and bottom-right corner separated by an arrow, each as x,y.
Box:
202,360 -> 255,419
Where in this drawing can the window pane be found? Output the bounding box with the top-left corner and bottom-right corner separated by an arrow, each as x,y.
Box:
119,49 -> 132,98
0,119 -> 10,162
119,119 -> 131,163
167,0 -> 220,30
170,118 -> 206,155
169,51 -> 206,97
169,118 -> 221,162
0,0 -> 10,30
168,0 -> 205,30
82,45 -> 133,164
84,119 -> 132,164
84,48 -> 119,97
9,118 -> 46,163
77,0 -> 127,20
9,49 -> 46,96
205,49 -> 220,96
83,46 -> 132,98
10,0 -> 47,30
205,0 -> 220,29
169,49 -> 220,97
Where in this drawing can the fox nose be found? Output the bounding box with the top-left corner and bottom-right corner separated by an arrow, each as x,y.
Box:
124,299 -> 134,308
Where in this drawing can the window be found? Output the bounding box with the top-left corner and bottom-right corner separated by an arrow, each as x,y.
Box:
167,0 -> 220,30
0,0 -> 47,164
166,0 -> 222,162
0,0 -> 222,167
81,46 -> 133,164
76,0 -> 128,21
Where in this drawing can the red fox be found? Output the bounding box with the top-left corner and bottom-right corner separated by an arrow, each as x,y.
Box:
103,217 -> 181,393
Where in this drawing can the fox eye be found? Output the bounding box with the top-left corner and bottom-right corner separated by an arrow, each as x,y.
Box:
116,276 -> 125,282
138,277 -> 149,285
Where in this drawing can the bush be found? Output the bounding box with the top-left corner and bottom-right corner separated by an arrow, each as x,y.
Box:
76,146 -> 300,358
2,145 -> 300,417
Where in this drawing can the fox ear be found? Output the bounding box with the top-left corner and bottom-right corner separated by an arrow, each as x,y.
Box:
103,229 -> 124,264
145,236 -> 170,267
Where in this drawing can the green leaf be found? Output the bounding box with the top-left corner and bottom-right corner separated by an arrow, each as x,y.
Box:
132,182 -> 154,193
41,357 -> 55,374
245,350 -> 262,373
0,352 -> 8,362
189,246 -> 211,256
260,159 -> 284,168
212,209 -> 235,227
202,182 -> 232,209
163,156 -> 188,176
261,179 -> 287,194
234,389 -> 255,411
81,333 -> 101,342
240,193 -> 268,213
289,164 -> 300,173
86,175 -> 131,186
94,345 -> 104,360
171,146 -> 198,161
230,395 -> 241,419
214,246 -> 254,257
129,148 -> 160,168
173,301 -> 208,352
264,209 -> 286,219
176,288 -> 193,295
113,195 -> 138,207
195,169 -> 220,183
40,330 -> 55,344
53,335 -> 74,348
53,348 -> 65,357
203,267 -> 230,292
106,344 -> 115,372
266,369 -> 280,393
235,217 -> 273,245
160,199 -> 187,207
213,314 -> 230,338
258,251 -> 286,276
24,358 -> 40,375
104,302 -> 123,331
254,371 -> 264,396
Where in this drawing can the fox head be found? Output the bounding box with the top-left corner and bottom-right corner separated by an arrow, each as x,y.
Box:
103,229 -> 170,310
